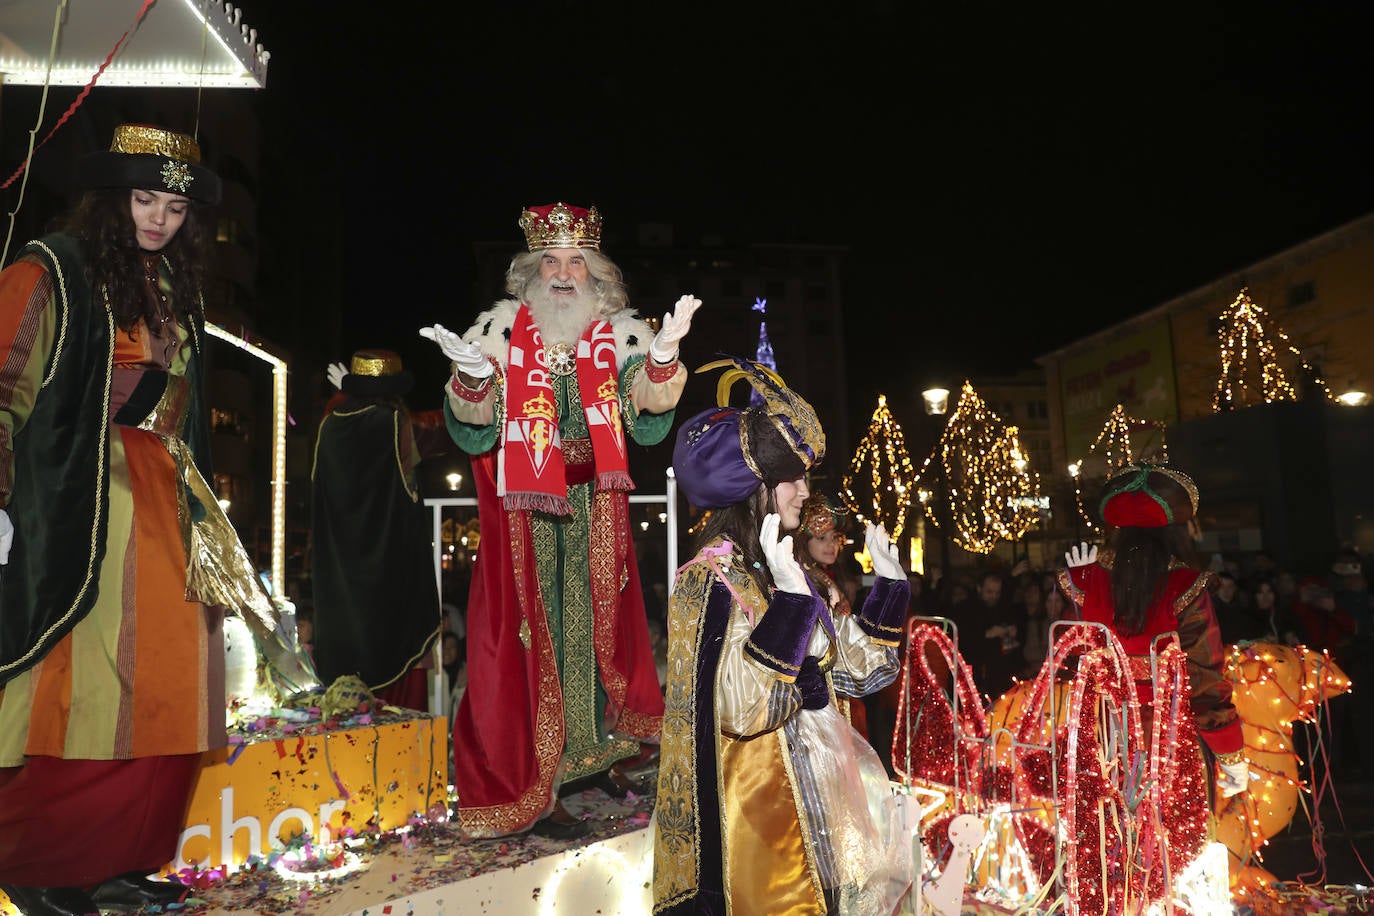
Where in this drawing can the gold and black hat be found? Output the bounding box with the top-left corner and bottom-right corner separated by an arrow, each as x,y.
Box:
76,124 -> 222,205
341,349 -> 414,398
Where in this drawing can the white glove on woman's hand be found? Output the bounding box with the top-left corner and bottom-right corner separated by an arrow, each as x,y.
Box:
0,508 -> 13,565
1065,542 -> 1099,568
1219,759 -> 1250,798
760,512 -> 809,595
326,361 -> 347,390
648,294 -> 702,365
865,522 -> 904,581
419,324 -> 493,380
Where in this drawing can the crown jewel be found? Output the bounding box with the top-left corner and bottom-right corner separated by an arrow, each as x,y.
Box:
519,202 -> 602,251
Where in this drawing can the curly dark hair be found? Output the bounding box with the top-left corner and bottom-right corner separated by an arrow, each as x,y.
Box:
63,188 -> 213,333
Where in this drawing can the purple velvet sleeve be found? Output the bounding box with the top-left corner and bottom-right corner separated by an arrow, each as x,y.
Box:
744,591 -> 824,682
856,577 -> 910,646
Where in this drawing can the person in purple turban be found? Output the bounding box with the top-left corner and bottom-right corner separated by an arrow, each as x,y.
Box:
653,358 -> 912,915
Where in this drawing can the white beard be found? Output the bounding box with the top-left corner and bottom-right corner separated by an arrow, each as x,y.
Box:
527,283 -> 597,345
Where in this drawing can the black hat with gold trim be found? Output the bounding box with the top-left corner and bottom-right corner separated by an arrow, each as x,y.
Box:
341,349 -> 414,398
76,124 -> 222,205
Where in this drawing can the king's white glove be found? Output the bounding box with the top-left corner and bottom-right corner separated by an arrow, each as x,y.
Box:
865,522 -> 904,581
1218,759 -> 1250,798
0,508 -> 13,565
1065,542 -> 1099,568
420,324 -> 493,380
760,513 -> 809,595
326,361 -> 347,390
648,294 -> 702,365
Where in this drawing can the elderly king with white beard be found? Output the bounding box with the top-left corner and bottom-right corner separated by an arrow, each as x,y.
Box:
421,201 -> 701,839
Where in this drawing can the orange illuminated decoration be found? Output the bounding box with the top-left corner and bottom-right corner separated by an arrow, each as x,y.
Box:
1216,642 -> 1352,914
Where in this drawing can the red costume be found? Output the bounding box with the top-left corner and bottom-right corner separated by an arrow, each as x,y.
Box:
1059,557 -> 1244,758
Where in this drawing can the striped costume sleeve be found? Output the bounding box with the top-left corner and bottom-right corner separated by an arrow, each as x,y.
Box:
0,259 -> 57,507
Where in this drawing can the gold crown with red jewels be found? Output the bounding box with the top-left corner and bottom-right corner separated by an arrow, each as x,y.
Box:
519,202 -> 602,251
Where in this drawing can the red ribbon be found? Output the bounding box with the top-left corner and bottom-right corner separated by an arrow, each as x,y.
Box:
1,0 -> 158,190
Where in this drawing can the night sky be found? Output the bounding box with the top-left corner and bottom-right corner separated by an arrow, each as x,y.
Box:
243,3 -> 1374,425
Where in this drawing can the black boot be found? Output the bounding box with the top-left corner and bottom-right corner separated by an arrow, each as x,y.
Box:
89,872 -> 189,911
527,800 -> 591,840
0,885 -> 99,916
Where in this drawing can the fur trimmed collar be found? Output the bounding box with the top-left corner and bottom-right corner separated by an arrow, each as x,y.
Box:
462,298 -> 653,367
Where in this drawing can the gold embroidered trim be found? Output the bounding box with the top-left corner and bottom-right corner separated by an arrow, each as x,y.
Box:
745,640 -> 803,678
1174,570 -> 1211,613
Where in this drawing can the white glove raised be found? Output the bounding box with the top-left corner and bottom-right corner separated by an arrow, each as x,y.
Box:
648,294 -> 702,365
326,361 -> 347,390
0,508 -> 13,565
1218,759 -> 1250,798
1065,542 -> 1099,569
865,522 -> 904,581
760,512 -> 809,595
419,324 -> 493,380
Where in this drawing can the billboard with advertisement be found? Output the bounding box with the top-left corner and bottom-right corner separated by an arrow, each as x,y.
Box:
1060,321 -> 1179,459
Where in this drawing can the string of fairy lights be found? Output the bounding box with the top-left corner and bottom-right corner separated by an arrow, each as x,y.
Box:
910,382 -> 1042,555
1212,288 -> 1333,412
840,394 -> 917,542
1068,404 -> 1169,533
691,286 -> 1336,556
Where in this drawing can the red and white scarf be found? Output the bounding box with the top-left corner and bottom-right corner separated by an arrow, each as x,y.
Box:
500,303 -> 632,514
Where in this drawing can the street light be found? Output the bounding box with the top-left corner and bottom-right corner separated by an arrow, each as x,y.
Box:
918,385 -> 953,573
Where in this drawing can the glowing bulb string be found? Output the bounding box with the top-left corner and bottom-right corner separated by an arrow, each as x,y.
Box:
1297,688 -> 1374,888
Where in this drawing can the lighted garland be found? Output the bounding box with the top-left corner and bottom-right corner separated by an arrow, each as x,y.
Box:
1215,643 -> 1353,875
1212,288 -> 1332,412
840,394 -> 917,541
1068,404 -> 1169,533
914,382 -> 1042,555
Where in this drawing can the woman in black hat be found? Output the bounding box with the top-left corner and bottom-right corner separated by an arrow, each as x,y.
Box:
652,359 -> 911,915
0,124 -> 265,914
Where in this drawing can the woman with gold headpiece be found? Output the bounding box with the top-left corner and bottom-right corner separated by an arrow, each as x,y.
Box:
0,124 -> 272,913
797,492 -> 860,614
654,359 -> 911,916
795,492 -> 871,739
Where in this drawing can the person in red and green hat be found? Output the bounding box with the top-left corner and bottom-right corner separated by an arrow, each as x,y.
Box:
0,124 -> 277,914
1059,464 -> 1249,799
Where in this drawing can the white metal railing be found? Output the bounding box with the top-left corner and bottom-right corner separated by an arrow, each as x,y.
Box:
420,472 -> 680,717
422,471 -> 679,601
